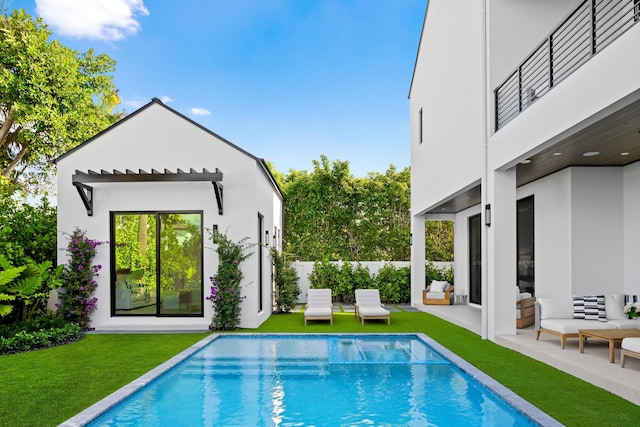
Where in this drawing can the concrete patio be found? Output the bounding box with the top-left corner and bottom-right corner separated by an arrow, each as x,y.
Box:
417,302 -> 640,406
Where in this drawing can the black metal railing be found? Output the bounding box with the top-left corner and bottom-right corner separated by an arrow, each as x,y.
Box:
495,0 -> 640,131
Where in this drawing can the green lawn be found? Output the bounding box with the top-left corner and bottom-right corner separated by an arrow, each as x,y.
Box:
2,309 -> 638,426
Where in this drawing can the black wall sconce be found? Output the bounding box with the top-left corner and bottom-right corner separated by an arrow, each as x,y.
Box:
265,230 -> 269,247
485,204 -> 491,227
212,224 -> 219,241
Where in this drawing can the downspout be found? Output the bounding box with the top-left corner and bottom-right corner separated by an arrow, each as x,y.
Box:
481,0 -> 489,340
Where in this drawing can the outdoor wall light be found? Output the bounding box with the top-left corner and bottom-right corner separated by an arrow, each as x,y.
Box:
265,230 -> 269,247
212,224 -> 219,241
485,204 -> 491,227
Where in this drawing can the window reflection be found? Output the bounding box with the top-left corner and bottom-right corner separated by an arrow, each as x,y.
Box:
113,212 -> 203,316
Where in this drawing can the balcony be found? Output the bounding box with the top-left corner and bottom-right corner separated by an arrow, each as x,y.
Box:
495,0 -> 640,131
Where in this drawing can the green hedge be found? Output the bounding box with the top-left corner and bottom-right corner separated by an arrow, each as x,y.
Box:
0,323 -> 82,355
308,261 -> 447,304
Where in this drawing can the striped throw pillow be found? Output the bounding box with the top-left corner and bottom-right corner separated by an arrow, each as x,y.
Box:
573,295 -> 607,322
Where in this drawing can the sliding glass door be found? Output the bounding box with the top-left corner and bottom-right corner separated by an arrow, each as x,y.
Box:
468,214 -> 482,305
112,212 -> 203,316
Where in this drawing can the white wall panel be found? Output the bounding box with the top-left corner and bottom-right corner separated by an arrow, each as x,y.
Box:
623,161 -> 640,292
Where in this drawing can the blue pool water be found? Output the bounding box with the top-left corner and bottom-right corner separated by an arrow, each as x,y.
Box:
79,334 -> 557,427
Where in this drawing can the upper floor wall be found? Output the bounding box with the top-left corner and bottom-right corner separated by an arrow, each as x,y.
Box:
489,0 -> 640,170
409,0 -> 484,213
488,0 -> 580,93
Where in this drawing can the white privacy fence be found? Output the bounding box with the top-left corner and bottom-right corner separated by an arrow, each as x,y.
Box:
292,261 -> 453,302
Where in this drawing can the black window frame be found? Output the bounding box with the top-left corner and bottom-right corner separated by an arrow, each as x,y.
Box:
110,210 -> 204,318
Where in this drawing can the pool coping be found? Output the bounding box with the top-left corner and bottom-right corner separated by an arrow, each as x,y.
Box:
59,332 -> 563,427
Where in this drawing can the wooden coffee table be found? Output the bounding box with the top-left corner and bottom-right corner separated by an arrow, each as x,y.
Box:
579,328 -> 640,363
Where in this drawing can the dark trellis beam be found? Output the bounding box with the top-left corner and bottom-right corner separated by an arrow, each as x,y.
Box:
72,168 -> 222,183
213,182 -> 223,215
72,168 -> 223,216
74,183 -> 94,216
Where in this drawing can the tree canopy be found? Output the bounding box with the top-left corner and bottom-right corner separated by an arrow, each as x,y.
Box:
274,155 -> 453,262
272,155 -> 446,261
0,8 -> 122,194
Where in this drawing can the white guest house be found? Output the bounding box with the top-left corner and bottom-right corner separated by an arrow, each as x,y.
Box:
410,0 -> 640,340
55,98 -> 283,331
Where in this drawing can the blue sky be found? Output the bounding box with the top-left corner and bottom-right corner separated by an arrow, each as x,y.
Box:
10,0 -> 426,177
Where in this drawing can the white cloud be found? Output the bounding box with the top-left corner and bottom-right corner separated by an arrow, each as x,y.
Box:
35,0 -> 149,41
190,107 -> 211,116
159,95 -> 172,104
121,96 -> 147,110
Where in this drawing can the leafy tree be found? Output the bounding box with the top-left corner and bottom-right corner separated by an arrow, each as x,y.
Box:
426,220 -> 454,261
359,166 -> 411,260
279,156 -> 412,261
0,8 -> 122,193
0,195 -> 57,265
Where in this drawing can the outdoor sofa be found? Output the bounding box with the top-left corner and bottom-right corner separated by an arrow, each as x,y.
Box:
535,294 -> 636,348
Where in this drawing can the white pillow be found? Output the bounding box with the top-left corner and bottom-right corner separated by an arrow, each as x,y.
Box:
605,294 -> 626,320
431,280 -> 448,292
538,297 -> 573,319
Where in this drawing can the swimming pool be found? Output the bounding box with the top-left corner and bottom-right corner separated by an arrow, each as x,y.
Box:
62,334 -> 561,426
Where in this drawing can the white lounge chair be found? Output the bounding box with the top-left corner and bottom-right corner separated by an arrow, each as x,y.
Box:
355,289 -> 390,325
304,289 -> 333,326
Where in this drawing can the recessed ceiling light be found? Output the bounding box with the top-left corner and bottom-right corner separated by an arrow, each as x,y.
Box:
520,159 -> 531,164
553,152 -> 562,156
583,151 -> 600,157
621,152 -> 630,156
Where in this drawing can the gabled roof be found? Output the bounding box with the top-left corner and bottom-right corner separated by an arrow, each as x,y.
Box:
53,97 -> 283,199
407,2 -> 430,99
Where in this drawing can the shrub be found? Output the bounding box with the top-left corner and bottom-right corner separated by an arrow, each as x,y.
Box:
0,312 -> 67,338
0,255 -> 64,322
308,259 -> 339,291
375,263 -> 406,304
0,196 -> 57,266
335,263 -> 354,303
352,263 -> 373,290
58,229 -> 105,330
207,233 -> 253,330
271,248 -> 300,313
0,322 -> 82,355
308,261 -> 408,304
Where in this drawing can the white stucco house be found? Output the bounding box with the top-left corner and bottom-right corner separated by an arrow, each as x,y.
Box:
54,98 -> 283,331
410,1 -> 640,340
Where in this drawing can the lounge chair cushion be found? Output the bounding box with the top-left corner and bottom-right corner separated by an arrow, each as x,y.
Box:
304,306 -> 332,317
622,338 -> 640,353
540,318 -> 613,334
430,281 -> 449,292
358,306 -> 390,317
426,291 -> 446,299
304,289 -> 333,325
